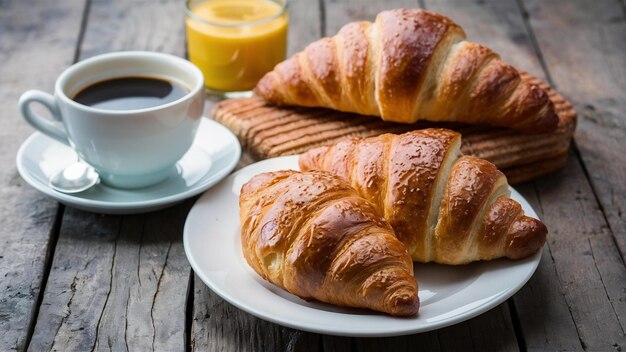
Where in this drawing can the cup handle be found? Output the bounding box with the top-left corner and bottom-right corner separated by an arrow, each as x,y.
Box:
19,90 -> 70,145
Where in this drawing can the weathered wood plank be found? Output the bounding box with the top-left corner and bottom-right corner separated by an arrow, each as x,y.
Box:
28,0 -> 195,350
28,210 -> 120,351
78,0 -> 186,59
190,1 -> 324,350
527,150 -> 626,351
191,275 -> 319,352
94,204 -> 193,352
29,204 -> 195,351
353,333 -> 440,352
436,305 -> 519,352
521,0 -> 626,266
321,336 -> 352,352
520,0 -> 626,349
515,183 -> 583,352
288,0 -> 324,54
0,0 -> 87,350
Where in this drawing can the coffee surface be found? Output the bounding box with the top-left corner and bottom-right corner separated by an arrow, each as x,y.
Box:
73,76 -> 188,110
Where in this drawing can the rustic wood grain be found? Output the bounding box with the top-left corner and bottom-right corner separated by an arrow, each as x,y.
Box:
515,183 -> 584,352
288,0 -> 324,54
29,204 -> 195,351
530,0 -> 626,254
78,0 -> 186,59
436,305 -> 519,352
527,0 -> 626,258
320,336 -> 352,352
521,0 -> 626,330
191,275 -> 320,352
353,333 -> 441,352
519,0 -> 626,349
190,1 -> 325,350
94,204 -> 193,352
0,0 -> 87,350
528,150 -> 626,351
28,209 -> 120,351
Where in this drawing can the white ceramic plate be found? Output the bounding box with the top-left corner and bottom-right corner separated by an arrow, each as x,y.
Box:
17,118 -> 241,214
184,155 -> 542,337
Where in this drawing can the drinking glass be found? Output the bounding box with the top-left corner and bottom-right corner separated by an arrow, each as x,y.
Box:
185,0 -> 288,98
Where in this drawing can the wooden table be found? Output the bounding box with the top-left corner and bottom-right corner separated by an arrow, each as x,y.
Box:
1,0 -> 624,351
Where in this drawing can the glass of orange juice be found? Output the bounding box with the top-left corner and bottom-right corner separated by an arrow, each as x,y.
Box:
185,0 -> 288,98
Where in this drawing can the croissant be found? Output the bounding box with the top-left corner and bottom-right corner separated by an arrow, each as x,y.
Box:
240,170 -> 419,316
255,8 -> 558,133
299,129 -> 547,264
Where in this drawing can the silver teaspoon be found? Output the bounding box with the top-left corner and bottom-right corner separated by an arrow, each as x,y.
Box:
49,161 -> 100,193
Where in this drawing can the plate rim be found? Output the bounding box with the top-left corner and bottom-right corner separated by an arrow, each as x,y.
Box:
16,118 -> 241,211
184,155 -> 542,337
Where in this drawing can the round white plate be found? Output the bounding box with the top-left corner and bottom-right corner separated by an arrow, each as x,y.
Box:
17,118 -> 241,214
184,155 -> 542,337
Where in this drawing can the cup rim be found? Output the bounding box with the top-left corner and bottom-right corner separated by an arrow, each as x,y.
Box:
55,51 -> 204,115
184,0 -> 288,28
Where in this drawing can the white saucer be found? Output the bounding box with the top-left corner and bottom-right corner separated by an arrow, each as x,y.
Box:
17,118 -> 241,214
184,155 -> 542,337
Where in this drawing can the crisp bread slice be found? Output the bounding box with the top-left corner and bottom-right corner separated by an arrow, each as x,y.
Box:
213,72 -> 576,184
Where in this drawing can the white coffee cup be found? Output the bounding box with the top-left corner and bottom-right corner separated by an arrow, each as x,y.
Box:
19,51 -> 205,189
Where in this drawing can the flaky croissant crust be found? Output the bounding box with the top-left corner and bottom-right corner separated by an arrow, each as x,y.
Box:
239,170 -> 419,316
255,9 -> 558,133
299,129 -> 547,264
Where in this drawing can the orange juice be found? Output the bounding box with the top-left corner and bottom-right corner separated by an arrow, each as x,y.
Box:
185,0 -> 288,93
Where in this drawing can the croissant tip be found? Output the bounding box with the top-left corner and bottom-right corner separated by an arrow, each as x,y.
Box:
514,84 -> 560,133
506,216 -> 548,259
532,103 -> 560,133
387,290 -> 420,317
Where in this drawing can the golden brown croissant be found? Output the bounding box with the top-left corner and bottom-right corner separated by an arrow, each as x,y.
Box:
299,129 -> 547,264
240,170 -> 419,316
255,9 -> 558,133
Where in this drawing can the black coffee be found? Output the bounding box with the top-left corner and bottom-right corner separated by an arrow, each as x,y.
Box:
72,76 -> 188,110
